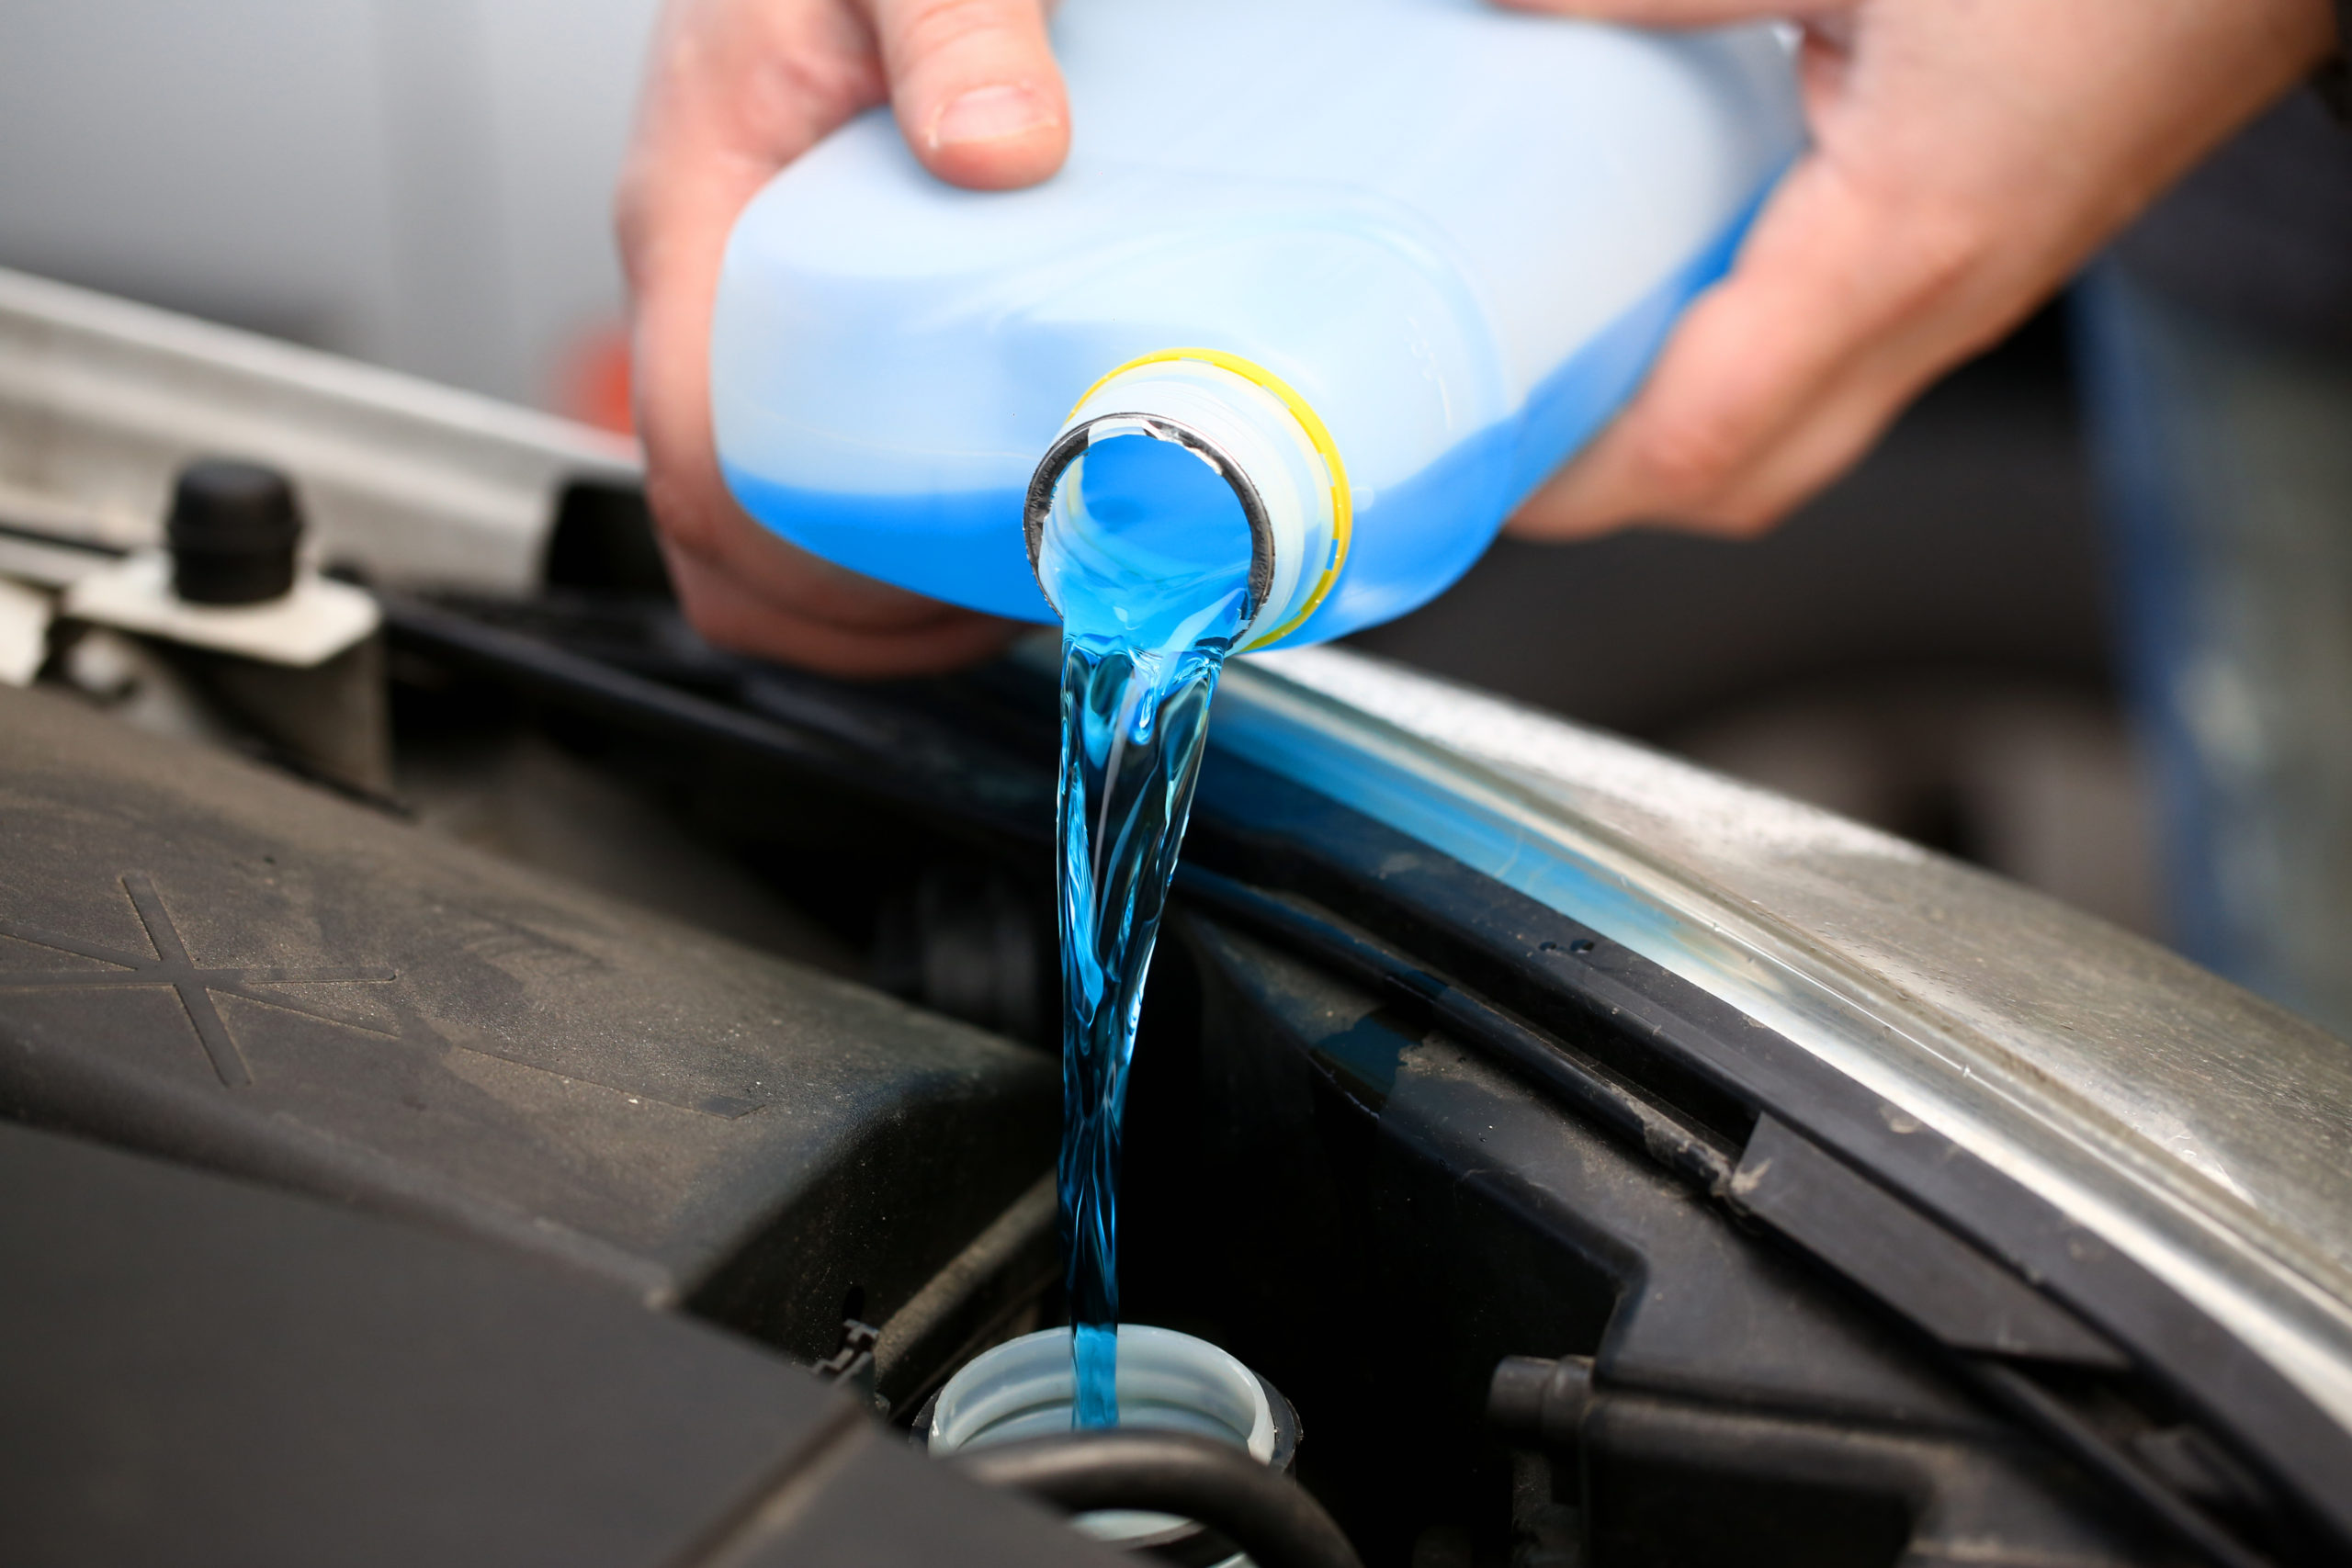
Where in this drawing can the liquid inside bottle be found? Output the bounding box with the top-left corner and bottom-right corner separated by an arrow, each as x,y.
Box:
1042,429 -> 1256,1427
714,8 -> 1804,647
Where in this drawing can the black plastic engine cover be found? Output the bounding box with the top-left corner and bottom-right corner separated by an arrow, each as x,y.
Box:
0,682 -> 1057,1362
0,1119 -> 1116,1568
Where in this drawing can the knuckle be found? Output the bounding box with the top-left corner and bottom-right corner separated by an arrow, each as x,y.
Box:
1889,204 -> 1995,310
612,170 -> 654,263
1626,406 -> 1751,504
1705,503 -> 1786,541
892,0 -> 1033,60
662,553 -> 728,622
641,470 -> 722,559
665,556 -> 773,656
744,40 -> 884,132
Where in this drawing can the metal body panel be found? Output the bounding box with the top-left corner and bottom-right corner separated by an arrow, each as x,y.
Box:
1218,647 -> 2352,1438
0,267 -> 631,592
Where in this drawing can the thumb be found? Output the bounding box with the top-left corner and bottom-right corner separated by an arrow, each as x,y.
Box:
872,0 -> 1069,189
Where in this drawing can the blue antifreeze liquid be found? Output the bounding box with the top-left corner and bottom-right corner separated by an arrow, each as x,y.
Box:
1046,434 -> 1254,1427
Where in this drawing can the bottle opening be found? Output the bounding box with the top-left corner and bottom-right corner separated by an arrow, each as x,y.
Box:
1032,420 -> 1262,651
1026,354 -> 1344,650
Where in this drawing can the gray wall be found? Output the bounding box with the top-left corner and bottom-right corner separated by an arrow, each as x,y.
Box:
0,0 -> 663,407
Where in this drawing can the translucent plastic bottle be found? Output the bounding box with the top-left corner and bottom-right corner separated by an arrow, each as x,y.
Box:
712,0 -> 1803,649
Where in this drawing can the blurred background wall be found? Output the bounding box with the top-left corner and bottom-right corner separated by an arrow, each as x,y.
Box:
0,1 -> 2158,942
0,0 -> 660,412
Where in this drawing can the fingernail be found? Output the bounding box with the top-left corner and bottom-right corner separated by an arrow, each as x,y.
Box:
929,84 -> 1056,150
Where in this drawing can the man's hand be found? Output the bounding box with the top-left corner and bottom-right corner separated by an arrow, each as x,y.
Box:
1501,0 -> 2337,542
621,0 -> 2335,668
616,0 -> 1068,675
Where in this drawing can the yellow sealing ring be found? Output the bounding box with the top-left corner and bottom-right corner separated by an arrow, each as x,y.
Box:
1070,348 -> 1351,651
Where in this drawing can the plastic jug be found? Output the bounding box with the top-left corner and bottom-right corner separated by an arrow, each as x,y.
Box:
712,0 -> 1803,650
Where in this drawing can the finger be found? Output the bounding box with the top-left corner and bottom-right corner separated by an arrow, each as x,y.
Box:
1597,338 -> 1944,540
617,0 -> 889,572
1671,255 -> 2050,534
619,0 -> 886,290
871,0 -> 1069,189
666,544 -> 1025,677
656,486 -> 995,634
1505,160 -> 1894,536
614,0 -> 1057,680
1507,138 -> 2015,539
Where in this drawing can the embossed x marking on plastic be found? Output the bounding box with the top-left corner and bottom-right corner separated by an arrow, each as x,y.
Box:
0,872 -> 397,1088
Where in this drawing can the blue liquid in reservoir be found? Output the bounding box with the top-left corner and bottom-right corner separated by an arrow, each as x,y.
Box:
1046,433 -> 1254,1428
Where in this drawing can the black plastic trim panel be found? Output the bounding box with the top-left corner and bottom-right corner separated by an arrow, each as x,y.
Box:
1182,750 -> 2352,1556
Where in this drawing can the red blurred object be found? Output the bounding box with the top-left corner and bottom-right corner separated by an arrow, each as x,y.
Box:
556,323 -> 634,435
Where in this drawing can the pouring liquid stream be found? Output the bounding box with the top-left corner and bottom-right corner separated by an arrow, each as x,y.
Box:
1046,432 -> 1256,1428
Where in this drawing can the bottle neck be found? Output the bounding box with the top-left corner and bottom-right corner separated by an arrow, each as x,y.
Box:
1025,355 -> 1342,650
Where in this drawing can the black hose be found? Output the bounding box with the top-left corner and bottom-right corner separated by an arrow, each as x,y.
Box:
953,1429 -> 1363,1568
1171,864 -> 1736,1191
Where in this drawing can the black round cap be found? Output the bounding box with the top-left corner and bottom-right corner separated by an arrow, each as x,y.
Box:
167,459 -> 303,605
